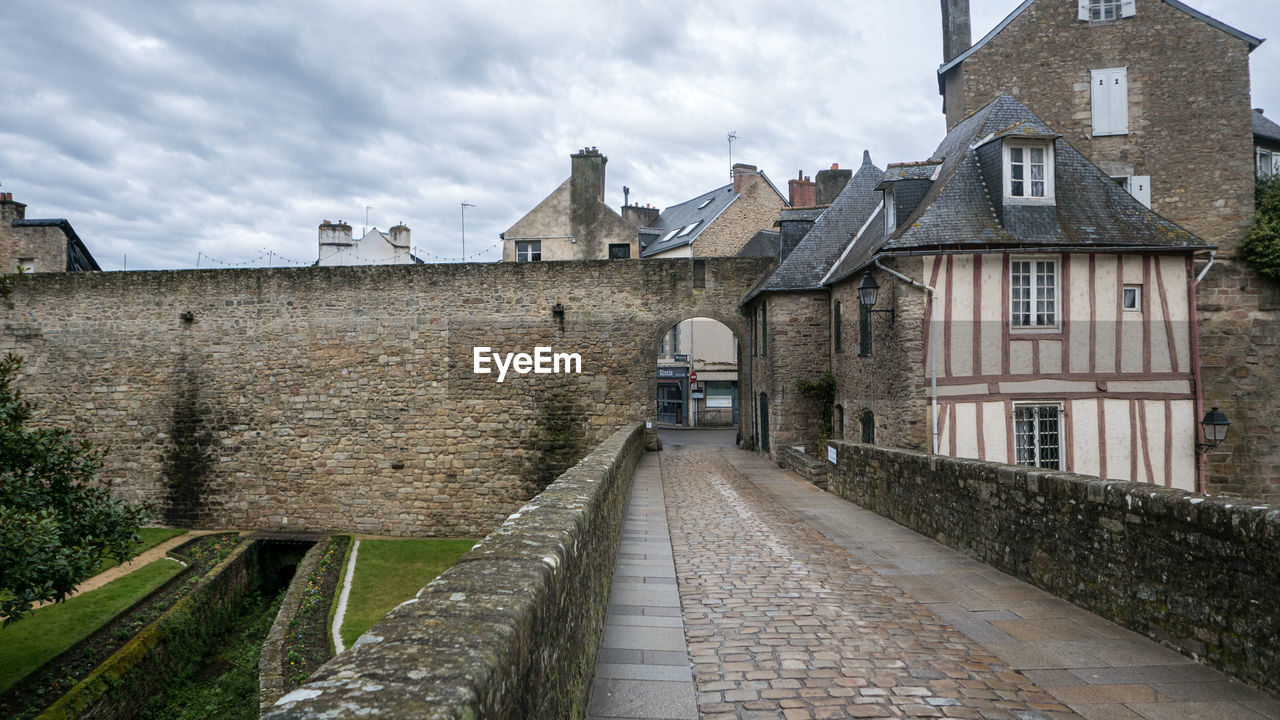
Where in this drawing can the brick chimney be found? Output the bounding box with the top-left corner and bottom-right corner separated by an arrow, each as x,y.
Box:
788,172 -> 816,207
0,192 -> 26,223
622,203 -> 660,228
732,163 -> 758,194
389,223 -> 410,249
318,219 -> 353,248
815,163 -> 853,205
941,0 -> 971,63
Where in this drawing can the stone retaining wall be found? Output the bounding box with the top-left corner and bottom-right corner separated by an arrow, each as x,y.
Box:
777,445 -> 829,490
826,440 -> 1280,696
264,422 -> 646,719
259,539 -> 331,714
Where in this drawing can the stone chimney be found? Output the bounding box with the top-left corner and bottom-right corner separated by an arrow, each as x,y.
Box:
0,192 -> 26,223
571,147 -> 607,209
788,172 -> 816,207
389,224 -> 410,249
941,0 -> 971,64
318,219 -> 353,248
815,163 -> 853,205
732,163 -> 758,194
622,203 -> 660,228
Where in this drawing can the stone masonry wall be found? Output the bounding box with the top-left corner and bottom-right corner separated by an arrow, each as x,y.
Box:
1,198 -> 66,273
828,440 -> 1280,696
694,174 -> 787,258
745,291 -> 829,456
264,423 -> 645,719
1196,258 -> 1280,502
0,260 -> 770,536
829,258 -> 931,452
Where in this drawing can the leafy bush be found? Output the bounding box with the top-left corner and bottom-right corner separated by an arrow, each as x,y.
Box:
0,354 -> 150,624
1238,176 -> 1280,280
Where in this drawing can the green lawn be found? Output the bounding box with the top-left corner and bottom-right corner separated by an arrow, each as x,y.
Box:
94,528 -> 189,575
0,558 -> 186,693
339,539 -> 476,647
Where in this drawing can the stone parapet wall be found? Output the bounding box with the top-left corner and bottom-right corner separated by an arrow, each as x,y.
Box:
826,440 -> 1280,696
264,423 -> 645,719
776,445 -> 829,489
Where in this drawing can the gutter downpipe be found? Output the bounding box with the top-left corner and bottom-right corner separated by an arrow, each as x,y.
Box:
1190,250 -> 1216,493
874,258 -> 939,454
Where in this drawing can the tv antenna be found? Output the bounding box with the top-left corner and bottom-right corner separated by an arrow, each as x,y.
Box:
363,205 -> 374,236
461,202 -> 475,261
727,131 -> 738,174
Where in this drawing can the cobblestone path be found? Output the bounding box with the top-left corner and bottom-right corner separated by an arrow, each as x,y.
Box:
662,446 -> 1078,720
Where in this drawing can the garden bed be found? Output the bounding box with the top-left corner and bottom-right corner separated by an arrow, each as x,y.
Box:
279,535 -> 351,692
0,533 -> 241,720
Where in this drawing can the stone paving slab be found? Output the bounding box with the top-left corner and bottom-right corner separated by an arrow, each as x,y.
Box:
589,455 -> 697,720
717,445 -> 1280,720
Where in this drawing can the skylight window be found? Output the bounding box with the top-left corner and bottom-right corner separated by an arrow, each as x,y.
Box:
697,198 -> 713,210
676,221 -> 702,238
660,228 -> 680,243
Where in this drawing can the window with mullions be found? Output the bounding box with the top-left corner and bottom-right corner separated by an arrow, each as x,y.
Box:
858,300 -> 872,356
1006,144 -> 1050,199
1090,0 -> 1121,21
516,240 -> 541,262
1014,404 -> 1062,470
1011,259 -> 1057,328
834,300 -> 843,352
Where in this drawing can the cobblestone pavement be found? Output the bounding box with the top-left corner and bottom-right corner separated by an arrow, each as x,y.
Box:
662,445 -> 1078,720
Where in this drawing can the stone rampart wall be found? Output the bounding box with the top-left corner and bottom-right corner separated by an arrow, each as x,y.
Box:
827,440 -> 1280,696
264,423 -> 645,719
1,259 -> 768,535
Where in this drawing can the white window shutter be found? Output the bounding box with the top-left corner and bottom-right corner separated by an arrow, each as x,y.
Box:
1110,68 -> 1129,135
1121,0 -> 1137,17
1091,69 -> 1109,134
1130,175 -> 1151,207
1079,0 -> 1091,21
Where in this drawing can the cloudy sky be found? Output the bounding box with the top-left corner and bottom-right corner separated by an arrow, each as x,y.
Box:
3,1 -> 1276,270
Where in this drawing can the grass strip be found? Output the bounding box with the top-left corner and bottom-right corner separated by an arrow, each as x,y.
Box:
0,558 -> 185,694
338,539 -> 476,647
93,528 -> 189,575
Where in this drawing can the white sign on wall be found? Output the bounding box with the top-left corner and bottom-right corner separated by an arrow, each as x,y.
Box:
826,445 -> 838,465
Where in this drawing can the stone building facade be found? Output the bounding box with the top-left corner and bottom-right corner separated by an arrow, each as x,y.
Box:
688,167 -> 787,258
501,148 -> 640,262
1,259 -> 770,536
0,192 -> 100,273
938,0 -> 1277,499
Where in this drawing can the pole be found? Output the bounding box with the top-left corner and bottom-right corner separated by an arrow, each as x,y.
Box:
461,202 -> 475,262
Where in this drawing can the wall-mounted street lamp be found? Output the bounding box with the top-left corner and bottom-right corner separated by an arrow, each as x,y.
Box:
858,273 -> 895,323
1196,406 -> 1230,455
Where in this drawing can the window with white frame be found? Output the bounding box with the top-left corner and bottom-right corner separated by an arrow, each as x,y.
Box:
1091,67 -> 1129,136
884,186 -> 897,234
1014,403 -> 1062,469
1122,284 -> 1142,311
1010,258 -> 1058,328
1079,0 -> 1135,21
516,240 -> 541,262
1004,142 -> 1053,201
1258,147 -> 1279,179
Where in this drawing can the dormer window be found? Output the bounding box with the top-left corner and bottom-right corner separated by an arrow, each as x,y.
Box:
1003,141 -> 1054,202
883,186 -> 896,234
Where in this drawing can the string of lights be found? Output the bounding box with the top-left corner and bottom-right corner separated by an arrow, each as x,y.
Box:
195,239 -> 503,268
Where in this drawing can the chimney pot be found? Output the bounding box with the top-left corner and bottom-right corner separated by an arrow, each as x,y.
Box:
830,164 -> 839,170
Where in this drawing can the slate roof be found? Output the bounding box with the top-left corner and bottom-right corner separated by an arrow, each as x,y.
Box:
11,218 -> 102,271
1255,110 -> 1280,145
824,95 -> 1209,286
737,230 -> 781,258
876,161 -> 944,188
640,184 -> 738,257
937,0 -> 1263,93
742,151 -> 884,303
